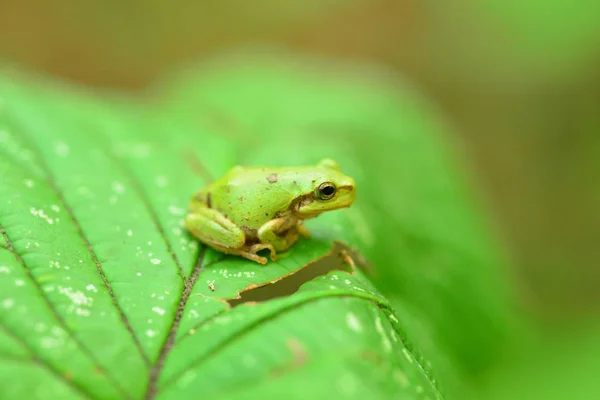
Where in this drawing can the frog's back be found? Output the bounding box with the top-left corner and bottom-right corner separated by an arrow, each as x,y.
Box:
199,163 -> 344,228
201,166 -> 299,229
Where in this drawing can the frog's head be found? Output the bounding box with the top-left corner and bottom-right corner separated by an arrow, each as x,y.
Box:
294,159 -> 356,218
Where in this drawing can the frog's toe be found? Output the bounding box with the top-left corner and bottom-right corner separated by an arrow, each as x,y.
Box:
239,250 -> 268,265
297,223 -> 311,238
248,243 -> 277,263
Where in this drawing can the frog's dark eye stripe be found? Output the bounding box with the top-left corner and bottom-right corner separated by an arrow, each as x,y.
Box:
316,182 -> 336,200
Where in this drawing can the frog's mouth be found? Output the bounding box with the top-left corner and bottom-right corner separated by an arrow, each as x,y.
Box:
293,184 -> 356,218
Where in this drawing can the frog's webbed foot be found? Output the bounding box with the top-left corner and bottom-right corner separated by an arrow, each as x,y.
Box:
240,243 -> 277,265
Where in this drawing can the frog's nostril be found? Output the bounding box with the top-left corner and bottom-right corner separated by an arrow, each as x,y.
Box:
339,183 -> 356,203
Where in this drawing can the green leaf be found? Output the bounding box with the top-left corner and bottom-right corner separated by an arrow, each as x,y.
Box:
160,51 -> 514,383
0,56 -> 453,400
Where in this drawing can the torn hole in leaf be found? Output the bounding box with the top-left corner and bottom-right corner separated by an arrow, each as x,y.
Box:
225,241 -> 366,307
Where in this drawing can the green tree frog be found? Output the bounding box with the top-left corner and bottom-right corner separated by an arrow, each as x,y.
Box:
185,159 -> 356,264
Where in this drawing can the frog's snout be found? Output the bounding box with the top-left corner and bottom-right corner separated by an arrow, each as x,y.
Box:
338,177 -> 357,205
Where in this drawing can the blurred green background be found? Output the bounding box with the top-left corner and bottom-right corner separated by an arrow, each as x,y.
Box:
1,0 -> 598,398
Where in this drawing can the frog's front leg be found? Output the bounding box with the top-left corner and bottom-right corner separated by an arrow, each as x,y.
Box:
257,217 -> 299,252
185,204 -> 275,265
296,221 -> 311,238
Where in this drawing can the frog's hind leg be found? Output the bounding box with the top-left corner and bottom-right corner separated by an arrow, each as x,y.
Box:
185,206 -> 275,265
257,217 -> 299,252
185,206 -> 245,249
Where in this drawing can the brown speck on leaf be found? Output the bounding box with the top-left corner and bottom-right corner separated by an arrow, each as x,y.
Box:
287,338 -> 307,363
238,196 -> 245,202
267,173 -> 278,183
271,338 -> 308,377
361,350 -> 383,365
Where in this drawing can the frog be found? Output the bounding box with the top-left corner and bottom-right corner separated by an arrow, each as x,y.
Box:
184,158 -> 356,264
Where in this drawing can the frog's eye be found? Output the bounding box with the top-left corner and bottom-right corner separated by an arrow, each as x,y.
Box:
316,182 -> 337,200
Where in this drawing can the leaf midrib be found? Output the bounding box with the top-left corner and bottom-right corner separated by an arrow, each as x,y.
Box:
144,248 -> 206,400
2,103 -> 210,397
159,293 -> 392,391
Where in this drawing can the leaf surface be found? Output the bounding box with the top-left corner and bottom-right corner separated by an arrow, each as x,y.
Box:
0,58 -> 449,400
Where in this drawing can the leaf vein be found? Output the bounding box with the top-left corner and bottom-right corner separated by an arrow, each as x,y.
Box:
0,145 -> 43,180
0,225 -> 132,399
6,127 -> 152,365
369,306 -> 443,399
144,247 -> 207,400
105,153 -> 187,281
161,293 -> 392,391
0,324 -> 95,400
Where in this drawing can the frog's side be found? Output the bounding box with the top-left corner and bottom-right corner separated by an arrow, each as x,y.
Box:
184,159 -> 356,264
